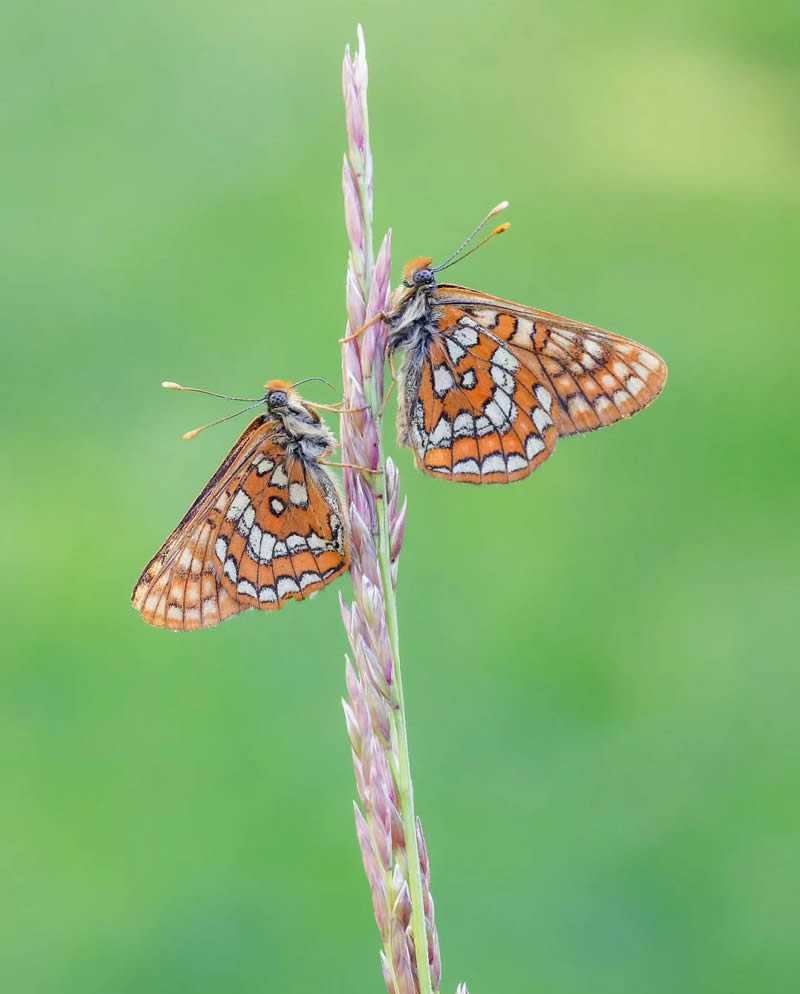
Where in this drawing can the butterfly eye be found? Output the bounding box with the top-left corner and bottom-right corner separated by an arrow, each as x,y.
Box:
413,268 -> 435,286
268,390 -> 288,408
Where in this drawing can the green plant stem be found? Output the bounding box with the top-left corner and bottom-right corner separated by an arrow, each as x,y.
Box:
366,370 -> 434,994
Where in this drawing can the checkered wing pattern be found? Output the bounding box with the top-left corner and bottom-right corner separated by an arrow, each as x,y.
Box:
399,287 -> 666,483
132,417 -> 348,630
402,305 -> 558,483
450,290 -> 668,437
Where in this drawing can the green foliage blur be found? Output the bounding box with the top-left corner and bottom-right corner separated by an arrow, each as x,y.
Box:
2,1 -> 797,991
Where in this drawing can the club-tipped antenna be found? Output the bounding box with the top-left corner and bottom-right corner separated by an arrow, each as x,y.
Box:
162,381 -> 263,403
291,376 -> 342,397
431,200 -> 510,274
182,401 -> 265,441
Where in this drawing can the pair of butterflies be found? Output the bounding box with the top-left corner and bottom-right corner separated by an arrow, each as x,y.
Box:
133,207 -> 667,630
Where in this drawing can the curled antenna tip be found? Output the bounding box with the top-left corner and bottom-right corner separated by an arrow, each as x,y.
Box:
490,200 -> 509,216
182,428 -> 202,440
495,222 -> 511,233
162,381 -> 182,390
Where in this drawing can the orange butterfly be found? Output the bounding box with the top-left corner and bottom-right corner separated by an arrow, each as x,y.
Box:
383,203 -> 667,484
132,380 -> 349,631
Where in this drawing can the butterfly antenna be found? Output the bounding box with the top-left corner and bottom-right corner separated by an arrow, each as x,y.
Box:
162,381 -> 263,403
182,402 -> 265,441
291,376 -> 343,397
431,200 -> 510,273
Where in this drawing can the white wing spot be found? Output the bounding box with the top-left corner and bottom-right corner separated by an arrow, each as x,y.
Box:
498,390 -> 516,417
237,503 -> 256,536
258,585 -> 277,603
270,465 -> 289,487
307,532 -> 329,552
255,458 -> 275,476
237,579 -> 257,599
551,331 -> 575,351
247,524 -> 263,559
533,407 -> 553,432
481,453 -> 505,475
595,396 -> 613,413
507,453 -> 528,473
433,365 -> 455,396
534,386 -> 553,413
638,350 -> 661,371
215,537 -> 228,564
445,339 -> 466,365
492,346 -> 519,373
584,338 -> 603,358
289,482 -> 309,506
277,576 -> 300,598
601,372 -> 617,391
526,434 -> 545,459
178,547 -> 192,569
485,400 -> 508,428
452,323 -> 479,348
491,364 -> 515,393
475,415 -> 493,437
453,412 -> 474,438
613,390 -> 632,408
223,556 -> 238,583
567,395 -> 592,417
286,534 -> 308,552
429,416 -> 452,447
612,360 -> 629,380
226,489 -> 251,522
453,458 -> 480,475
626,375 -> 646,397
270,497 -> 285,515
257,530 -> 276,563
299,571 -> 323,590
460,369 -> 477,389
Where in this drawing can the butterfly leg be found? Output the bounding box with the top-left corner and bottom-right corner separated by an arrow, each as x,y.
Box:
339,310 -> 388,344
321,459 -> 382,475
378,351 -> 398,418
307,401 -> 368,414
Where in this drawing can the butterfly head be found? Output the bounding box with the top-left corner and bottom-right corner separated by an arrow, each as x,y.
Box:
391,258 -> 437,316
265,379 -> 330,434
395,202 -> 511,307
401,257 -> 436,289
265,379 -> 313,417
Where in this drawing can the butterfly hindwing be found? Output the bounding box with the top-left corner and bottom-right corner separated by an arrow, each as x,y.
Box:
404,305 -> 559,484
215,450 -> 348,611
132,418 -> 348,631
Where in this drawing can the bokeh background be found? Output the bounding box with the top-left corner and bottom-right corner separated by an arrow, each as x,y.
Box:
2,1 -> 798,991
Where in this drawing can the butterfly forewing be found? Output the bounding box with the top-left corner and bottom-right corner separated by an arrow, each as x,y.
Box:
132,416 -> 348,631
448,290 -> 667,437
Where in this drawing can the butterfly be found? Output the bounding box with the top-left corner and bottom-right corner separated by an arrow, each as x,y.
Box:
383,203 -> 667,484
132,380 -> 349,631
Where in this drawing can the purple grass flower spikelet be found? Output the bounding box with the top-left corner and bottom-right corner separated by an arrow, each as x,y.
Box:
340,24 -> 462,994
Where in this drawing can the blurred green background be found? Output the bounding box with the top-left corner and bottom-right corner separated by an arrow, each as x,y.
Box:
2,1 -> 798,991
